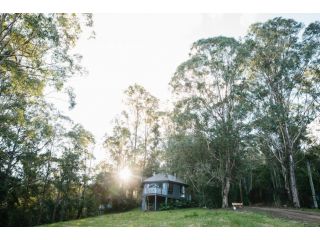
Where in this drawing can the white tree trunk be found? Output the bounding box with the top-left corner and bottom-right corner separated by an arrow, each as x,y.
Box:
289,153 -> 300,208
307,160 -> 318,209
280,163 -> 292,202
222,177 -> 230,208
284,124 -> 300,208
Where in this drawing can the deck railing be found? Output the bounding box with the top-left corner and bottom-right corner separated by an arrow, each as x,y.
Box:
143,187 -> 192,200
143,187 -> 166,195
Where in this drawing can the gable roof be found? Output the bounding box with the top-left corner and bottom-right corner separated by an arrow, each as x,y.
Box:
143,173 -> 187,185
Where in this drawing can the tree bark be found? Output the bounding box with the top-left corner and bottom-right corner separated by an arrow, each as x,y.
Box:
143,121 -> 148,171
37,151 -> 53,225
306,160 -> 318,209
284,124 -> 300,208
239,179 -> 243,203
280,163 -> 292,202
77,186 -> 86,219
51,191 -> 61,222
222,177 -> 230,208
133,108 -> 139,164
289,152 -> 300,208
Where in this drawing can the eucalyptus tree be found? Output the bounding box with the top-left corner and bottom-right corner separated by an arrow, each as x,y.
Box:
0,13 -> 92,186
0,13 -> 94,225
170,36 -> 251,208
301,122 -> 320,208
103,84 -> 161,205
0,14 -> 93,106
303,143 -> 320,209
105,84 -> 161,177
245,18 -> 320,208
165,130 -> 217,207
104,117 -> 132,171
51,124 -> 95,221
123,84 -> 161,176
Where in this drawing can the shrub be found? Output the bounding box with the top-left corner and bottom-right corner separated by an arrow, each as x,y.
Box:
159,200 -> 196,211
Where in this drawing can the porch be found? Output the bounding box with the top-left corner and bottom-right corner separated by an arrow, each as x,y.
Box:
142,195 -> 167,211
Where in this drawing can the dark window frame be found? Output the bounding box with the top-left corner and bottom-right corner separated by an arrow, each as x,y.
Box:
180,185 -> 185,197
168,182 -> 173,194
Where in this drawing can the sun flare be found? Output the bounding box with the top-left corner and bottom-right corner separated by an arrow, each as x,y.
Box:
119,167 -> 132,181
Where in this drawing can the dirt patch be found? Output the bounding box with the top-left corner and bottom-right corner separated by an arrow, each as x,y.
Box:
243,207 -> 320,226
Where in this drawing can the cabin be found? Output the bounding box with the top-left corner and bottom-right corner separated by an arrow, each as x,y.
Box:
141,173 -> 191,211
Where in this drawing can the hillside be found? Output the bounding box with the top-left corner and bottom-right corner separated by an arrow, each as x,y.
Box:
44,208 -> 315,227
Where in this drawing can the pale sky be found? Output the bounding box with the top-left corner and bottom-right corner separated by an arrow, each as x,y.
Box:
52,14 -> 320,162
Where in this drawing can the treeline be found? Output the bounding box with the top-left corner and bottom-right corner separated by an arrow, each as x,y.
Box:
0,14 -> 99,226
103,17 -> 320,210
1,15 -> 320,226
166,17 -> 320,209
100,84 -> 165,207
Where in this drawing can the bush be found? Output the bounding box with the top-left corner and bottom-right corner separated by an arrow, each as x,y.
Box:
159,200 -> 196,211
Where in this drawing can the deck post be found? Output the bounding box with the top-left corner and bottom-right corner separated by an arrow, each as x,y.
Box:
143,197 -> 146,211
147,196 -> 149,210
155,193 -> 157,210
165,197 -> 168,206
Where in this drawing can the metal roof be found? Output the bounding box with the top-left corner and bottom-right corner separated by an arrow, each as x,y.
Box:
143,173 -> 187,185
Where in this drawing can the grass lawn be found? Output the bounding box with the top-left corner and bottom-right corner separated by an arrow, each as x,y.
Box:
299,208 -> 320,213
44,208 -> 313,227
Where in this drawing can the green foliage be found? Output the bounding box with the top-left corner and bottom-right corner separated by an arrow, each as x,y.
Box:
159,199 -> 196,211
169,34 -> 255,208
0,13 -> 95,226
104,84 -> 162,177
244,17 -> 320,208
2,14 -> 320,226
167,17 -> 320,209
101,84 -> 163,212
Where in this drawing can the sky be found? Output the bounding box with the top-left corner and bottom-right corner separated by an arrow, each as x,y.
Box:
52,13 -> 320,163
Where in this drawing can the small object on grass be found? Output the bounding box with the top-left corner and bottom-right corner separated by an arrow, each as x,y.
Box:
232,202 -> 243,210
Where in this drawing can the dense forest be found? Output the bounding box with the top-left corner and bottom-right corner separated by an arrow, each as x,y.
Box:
0,14 -> 320,226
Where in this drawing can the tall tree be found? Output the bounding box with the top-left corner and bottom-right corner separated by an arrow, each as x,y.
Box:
246,18 -> 320,207
0,13 -> 95,226
170,36 -> 251,208
123,84 -> 161,175
105,84 -> 161,177
103,84 -> 161,205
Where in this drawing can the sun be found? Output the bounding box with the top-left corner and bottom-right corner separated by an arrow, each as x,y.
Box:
119,167 -> 132,182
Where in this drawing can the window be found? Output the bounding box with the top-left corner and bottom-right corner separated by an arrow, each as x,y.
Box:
149,183 -> 159,188
180,185 -> 185,197
168,182 -> 173,194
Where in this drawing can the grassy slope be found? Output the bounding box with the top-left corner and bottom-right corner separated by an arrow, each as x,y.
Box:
44,208 -> 312,227
300,208 -> 320,213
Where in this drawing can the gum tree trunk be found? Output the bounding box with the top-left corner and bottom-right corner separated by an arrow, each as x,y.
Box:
307,160 -> 318,209
222,177 -> 230,208
284,124 -> 300,208
288,152 -> 300,208
280,163 -> 292,202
